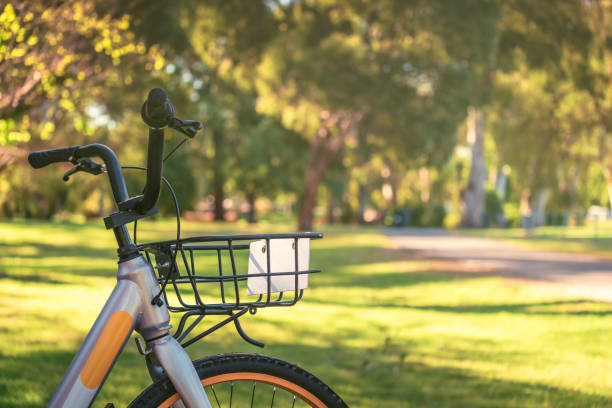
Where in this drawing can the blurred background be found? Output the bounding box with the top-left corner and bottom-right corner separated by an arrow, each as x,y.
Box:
4,1 -> 612,407
3,0 -> 611,232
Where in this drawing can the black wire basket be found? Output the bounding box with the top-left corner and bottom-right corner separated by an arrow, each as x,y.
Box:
138,232 -> 323,347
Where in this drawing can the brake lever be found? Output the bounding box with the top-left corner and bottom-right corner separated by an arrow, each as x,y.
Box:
62,158 -> 105,182
169,117 -> 203,139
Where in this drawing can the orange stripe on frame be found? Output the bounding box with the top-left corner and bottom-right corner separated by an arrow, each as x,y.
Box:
80,311 -> 132,390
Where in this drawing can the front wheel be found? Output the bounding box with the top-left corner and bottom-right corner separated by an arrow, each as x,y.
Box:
128,353 -> 348,408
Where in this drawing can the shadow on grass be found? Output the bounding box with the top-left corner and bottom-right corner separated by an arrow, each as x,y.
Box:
0,263 -> 114,279
0,348 -> 78,408
316,268 -> 487,289
313,246 -> 407,271
0,271 -> 67,285
0,241 -> 114,259
0,240 -> 415,282
0,241 -> 117,279
223,329 -> 612,407
3,337 -> 609,408
307,290 -> 612,316
402,299 -> 612,316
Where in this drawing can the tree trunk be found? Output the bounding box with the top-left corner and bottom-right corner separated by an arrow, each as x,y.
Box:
389,171 -> 400,209
212,179 -> 224,221
460,107 -> 487,228
297,158 -> 327,230
246,191 -> 257,224
531,187 -> 551,226
326,187 -> 335,224
297,113 -> 361,231
211,129 -> 225,221
358,184 -> 367,223
495,166 -> 508,201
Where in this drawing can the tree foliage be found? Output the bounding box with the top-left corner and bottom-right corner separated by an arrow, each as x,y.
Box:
0,1 -> 162,145
4,0 -> 612,227
492,0 -> 612,216
256,0 -> 500,229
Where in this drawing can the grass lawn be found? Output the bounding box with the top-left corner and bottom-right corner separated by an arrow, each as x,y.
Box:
456,223 -> 612,259
1,219 -> 612,407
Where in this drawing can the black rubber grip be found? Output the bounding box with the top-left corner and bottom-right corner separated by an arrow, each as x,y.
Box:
28,146 -> 80,169
141,88 -> 173,128
147,88 -> 167,115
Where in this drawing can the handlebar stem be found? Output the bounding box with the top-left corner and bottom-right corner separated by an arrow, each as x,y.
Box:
117,128 -> 165,214
135,128 -> 165,213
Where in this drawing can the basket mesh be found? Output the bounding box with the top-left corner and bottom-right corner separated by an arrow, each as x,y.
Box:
138,232 -> 322,347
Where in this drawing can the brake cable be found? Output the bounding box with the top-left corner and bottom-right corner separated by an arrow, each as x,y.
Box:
163,117 -> 201,163
121,167 -> 181,246
119,116 -> 200,305
119,165 -> 181,306
163,137 -> 188,163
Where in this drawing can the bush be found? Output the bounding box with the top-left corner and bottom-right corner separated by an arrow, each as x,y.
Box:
485,189 -> 502,226
396,204 -> 446,227
427,204 -> 446,227
444,211 -> 461,229
503,202 -> 521,228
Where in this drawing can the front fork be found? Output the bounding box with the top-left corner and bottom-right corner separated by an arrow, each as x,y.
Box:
47,255 -> 211,408
143,335 -> 211,408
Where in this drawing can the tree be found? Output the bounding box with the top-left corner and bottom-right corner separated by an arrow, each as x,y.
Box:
0,0 -> 167,217
178,0 -> 277,220
489,66 -> 572,225
0,1 -> 158,144
497,0 -> 612,212
461,107 -> 487,227
257,0 -> 500,230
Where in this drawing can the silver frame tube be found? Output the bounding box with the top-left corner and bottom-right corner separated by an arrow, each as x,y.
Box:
150,336 -> 212,408
47,255 -> 211,408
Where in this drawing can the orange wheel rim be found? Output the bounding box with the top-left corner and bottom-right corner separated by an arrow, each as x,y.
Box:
157,372 -> 327,408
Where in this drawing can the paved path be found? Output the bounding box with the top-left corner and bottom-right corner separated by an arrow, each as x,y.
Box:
386,228 -> 612,302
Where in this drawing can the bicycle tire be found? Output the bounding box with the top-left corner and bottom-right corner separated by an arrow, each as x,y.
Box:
128,353 -> 348,408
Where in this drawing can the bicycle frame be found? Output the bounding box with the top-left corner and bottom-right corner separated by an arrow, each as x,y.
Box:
29,89 -> 210,407
47,255 -> 213,408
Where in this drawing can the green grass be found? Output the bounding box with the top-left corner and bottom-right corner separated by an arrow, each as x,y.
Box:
2,219 -> 612,407
456,223 -> 612,258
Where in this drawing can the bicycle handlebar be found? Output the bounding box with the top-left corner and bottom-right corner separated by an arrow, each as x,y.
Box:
77,144 -> 130,204
119,88 -> 172,213
142,88 -> 174,129
27,87 -> 183,216
118,128 -> 164,213
28,143 -> 131,204
28,145 -> 80,169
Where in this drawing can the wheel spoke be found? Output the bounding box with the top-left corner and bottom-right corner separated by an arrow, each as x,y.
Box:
210,384 -> 221,408
250,381 -> 256,408
142,355 -> 344,408
270,386 -> 276,408
229,381 -> 233,408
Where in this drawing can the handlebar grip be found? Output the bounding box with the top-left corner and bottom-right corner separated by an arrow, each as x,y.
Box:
28,146 -> 80,169
141,88 -> 174,128
147,88 -> 167,115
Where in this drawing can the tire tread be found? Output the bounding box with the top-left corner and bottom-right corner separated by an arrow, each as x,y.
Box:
128,353 -> 348,408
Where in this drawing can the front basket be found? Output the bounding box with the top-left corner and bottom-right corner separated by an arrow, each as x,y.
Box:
137,232 -> 323,346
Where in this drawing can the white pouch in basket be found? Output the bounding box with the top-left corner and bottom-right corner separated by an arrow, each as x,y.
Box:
247,238 -> 310,295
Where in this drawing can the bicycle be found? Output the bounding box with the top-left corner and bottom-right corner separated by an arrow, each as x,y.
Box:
27,88 -> 348,408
